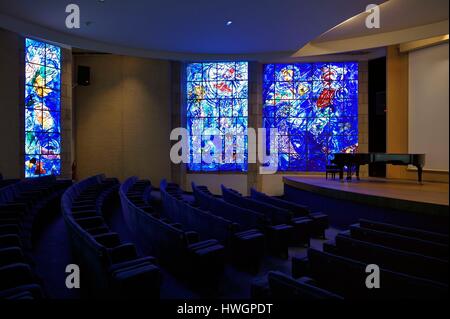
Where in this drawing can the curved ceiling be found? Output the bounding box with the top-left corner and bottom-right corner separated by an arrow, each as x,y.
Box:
317,0 -> 449,42
0,0 -> 379,60
294,0 -> 449,57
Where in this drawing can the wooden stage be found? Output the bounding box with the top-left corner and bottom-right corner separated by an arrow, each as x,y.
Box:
283,176 -> 449,219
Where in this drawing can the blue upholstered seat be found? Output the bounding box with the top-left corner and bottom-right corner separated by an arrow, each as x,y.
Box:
251,270 -> 344,299
292,248 -> 448,299
119,177 -> 226,289
62,174 -> 161,298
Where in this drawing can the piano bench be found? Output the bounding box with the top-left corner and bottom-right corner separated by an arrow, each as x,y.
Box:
325,165 -> 340,180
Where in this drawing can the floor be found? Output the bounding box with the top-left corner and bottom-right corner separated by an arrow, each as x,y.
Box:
31,192 -> 340,299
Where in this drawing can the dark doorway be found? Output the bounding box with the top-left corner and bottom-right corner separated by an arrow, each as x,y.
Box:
368,57 -> 387,177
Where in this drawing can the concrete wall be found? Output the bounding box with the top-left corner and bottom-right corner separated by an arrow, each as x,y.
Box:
73,54 -> 172,182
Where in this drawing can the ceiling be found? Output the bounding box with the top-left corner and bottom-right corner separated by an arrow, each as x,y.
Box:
317,0 -> 449,42
293,0 -> 449,57
0,0 -> 380,59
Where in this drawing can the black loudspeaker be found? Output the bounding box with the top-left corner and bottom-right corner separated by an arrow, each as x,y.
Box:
77,65 -> 90,86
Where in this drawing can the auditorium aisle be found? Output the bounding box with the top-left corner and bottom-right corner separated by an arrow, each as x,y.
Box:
32,213 -> 80,299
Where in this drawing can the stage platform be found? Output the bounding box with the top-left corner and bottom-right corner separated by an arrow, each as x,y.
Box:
283,176 -> 449,233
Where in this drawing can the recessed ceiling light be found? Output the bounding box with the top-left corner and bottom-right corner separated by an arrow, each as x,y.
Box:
226,20 -> 233,26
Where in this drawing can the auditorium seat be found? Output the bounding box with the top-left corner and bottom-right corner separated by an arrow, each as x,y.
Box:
250,188 -> 329,239
292,248 -> 448,299
251,271 -> 343,299
358,219 -> 449,245
62,174 -> 161,298
222,185 -> 311,255
0,174 -> 20,189
348,224 -> 449,261
120,177 -> 226,290
160,180 -> 265,272
192,183 -> 293,258
0,176 -> 71,299
322,233 -> 448,284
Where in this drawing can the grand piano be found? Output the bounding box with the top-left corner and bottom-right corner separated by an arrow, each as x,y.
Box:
331,153 -> 426,183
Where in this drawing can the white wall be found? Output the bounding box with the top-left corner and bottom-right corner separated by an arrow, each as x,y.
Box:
408,43 -> 449,172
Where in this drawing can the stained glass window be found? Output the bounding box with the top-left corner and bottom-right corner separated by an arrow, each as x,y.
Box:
263,63 -> 358,171
186,62 -> 248,172
25,38 -> 61,178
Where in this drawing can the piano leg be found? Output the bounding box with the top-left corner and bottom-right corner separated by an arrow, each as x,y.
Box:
346,166 -> 352,181
417,166 -> 423,184
356,165 -> 360,181
339,167 -> 344,182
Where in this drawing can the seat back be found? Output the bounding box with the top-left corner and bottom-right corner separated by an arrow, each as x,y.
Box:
120,179 -> 189,265
307,248 -> 447,299
332,234 -> 448,283
268,271 -> 343,299
161,181 -> 237,244
192,183 -> 266,230
250,188 -> 310,216
359,219 -> 449,245
61,175 -> 112,292
350,225 -> 448,260
222,185 -> 292,224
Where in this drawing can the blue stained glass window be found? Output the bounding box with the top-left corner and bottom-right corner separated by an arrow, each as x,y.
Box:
25,38 -> 61,178
186,62 -> 248,172
263,62 -> 358,171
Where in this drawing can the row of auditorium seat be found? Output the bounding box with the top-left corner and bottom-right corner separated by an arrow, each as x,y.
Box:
1,176 -> 71,300
192,183 -> 330,258
160,180 -> 265,272
249,188 -> 329,239
253,219 -> 448,299
120,177 -> 225,290
192,183 -> 290,257
0,173 -> 20,189
224,186 -> 329,244
62,174 -> 161,298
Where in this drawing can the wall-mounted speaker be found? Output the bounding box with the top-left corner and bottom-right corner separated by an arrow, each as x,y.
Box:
77,65 -> 90,86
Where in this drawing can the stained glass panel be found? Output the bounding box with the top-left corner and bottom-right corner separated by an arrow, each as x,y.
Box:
263,62 -> 358,171
25,38 -> 61,178
186,62 -> 248,172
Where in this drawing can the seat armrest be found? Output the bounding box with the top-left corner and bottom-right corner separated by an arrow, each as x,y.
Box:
0,263 -> 34,290
0,235 -> 22,249
0,203 -> 27,213
184,231 -> 199,245
94,233 -> 121,248
170,223 -> 183,230
0,224 -> 21,235
75,216 -> 105,229
110,244 -> 138,263
292,256 -> 309,278
297,276 -> 317,286
0,247 -> 24,266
